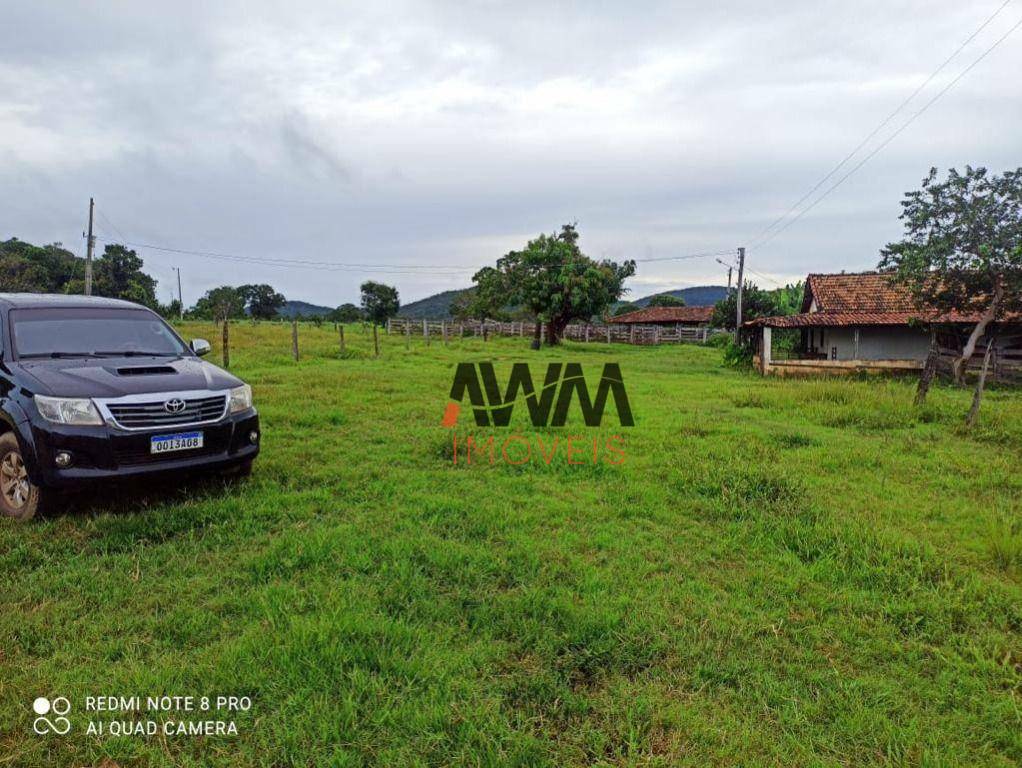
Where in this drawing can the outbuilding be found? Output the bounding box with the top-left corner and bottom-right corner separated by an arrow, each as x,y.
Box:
745,272 -> 1022,378
610,305 -> 714,328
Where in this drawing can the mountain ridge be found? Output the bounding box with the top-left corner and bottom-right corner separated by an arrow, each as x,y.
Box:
396,285 -> 729,319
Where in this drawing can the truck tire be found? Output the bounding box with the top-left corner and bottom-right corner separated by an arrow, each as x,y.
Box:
0,432 -> 45,521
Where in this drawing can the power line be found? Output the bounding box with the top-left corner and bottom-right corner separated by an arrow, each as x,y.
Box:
96,207 -> 130,244
750,1 -> 1019,249
744,267 -> 786,288
752,13 -> 1022,251
93,235 -> 733,274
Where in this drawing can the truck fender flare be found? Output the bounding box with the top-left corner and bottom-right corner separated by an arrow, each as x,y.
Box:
0,401 -> 42,484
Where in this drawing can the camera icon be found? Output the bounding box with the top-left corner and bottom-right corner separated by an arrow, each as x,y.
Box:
32,696 -> 71,735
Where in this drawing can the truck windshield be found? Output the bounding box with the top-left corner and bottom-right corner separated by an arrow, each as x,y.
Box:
10,308 -> 189,360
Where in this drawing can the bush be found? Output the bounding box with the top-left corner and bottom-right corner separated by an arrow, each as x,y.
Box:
722,339 -> 754,368
707,332 -> 732,348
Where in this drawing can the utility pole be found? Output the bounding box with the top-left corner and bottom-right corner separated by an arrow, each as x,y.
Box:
715,257 -> 734,292
174,267 -> 184,319
84,197 -> 95,295
735,246 -> 746,330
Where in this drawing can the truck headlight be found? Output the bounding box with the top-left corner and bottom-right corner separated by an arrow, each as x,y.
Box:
34,395 -> 104,426
228,384 -> 253,414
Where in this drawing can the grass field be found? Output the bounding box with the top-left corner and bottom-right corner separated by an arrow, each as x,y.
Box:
2,321 -> 1021,767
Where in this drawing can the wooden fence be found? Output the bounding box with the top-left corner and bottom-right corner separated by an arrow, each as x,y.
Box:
385,318 -> 723,346
934,330 -> 1022,381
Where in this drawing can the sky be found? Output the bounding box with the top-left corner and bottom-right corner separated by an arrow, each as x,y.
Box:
1,0 -> 1019,308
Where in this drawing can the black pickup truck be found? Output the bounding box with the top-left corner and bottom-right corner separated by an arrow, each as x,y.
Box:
0,294 -> 260,519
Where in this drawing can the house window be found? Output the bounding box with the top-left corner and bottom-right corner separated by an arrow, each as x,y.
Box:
830,346 -> 837,360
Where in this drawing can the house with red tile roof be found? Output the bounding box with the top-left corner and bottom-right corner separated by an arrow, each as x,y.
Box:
609,305 -> 714,326
744,272 -> 1022,376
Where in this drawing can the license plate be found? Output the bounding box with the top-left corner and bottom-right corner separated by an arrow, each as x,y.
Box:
150,431 -> 204,455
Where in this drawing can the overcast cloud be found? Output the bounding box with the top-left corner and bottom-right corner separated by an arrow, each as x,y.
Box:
1,0 -> 1019,307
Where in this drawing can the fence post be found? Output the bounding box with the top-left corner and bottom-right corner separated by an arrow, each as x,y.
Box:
442,321 -> 448,345
291,320 -> 299,361
386,318 -> 391,335
405,321 -> 410,350
373,323 -> 379,357
630,325 -> 635,344
607,325 -> 611,343
654,325 -> 660,345
425,320 -> 430,346
222,317 -> 230,368
339,325 -> 346,355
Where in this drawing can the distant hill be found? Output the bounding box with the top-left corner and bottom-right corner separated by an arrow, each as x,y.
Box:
397,289 -> 470,319
395,285 -> 730,319
631,286 -> 728,308
278,300 -> 334,318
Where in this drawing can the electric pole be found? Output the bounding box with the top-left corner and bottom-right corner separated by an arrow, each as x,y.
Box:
715,257 -> 734,292
84,197 -> 95,295
735,246 -> 746,330
174,267 -> 184,319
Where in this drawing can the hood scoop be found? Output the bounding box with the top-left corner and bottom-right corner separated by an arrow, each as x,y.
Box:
116,365 -> 177,377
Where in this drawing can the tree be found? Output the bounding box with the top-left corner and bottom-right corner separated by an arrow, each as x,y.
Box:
711,282 -> 781,330
879,166 -> 1022,417
452,268 -> 509,321
479,223 -> 635,346
158,299 -> 182,320
360,281 -> 400,325
646,294 -> 685,308
329,303 -> 364,323
192,286 -> 246,321
0,239 -> 82,293
0,251 -> 50,292
611,301 -> 637,317
90,244 -> 158,308
238,284 -> 286,319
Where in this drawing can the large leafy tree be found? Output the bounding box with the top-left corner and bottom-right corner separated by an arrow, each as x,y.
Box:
711,282 -> 778,330
360,281 -> 400,325
192,286 -> 246,321
85,244 -> 158,308
238,284 -> 286,319
450,268 -> 509,322
0,239 -> 81,292
879,167 -> 1022,399
646,294 -> 685,308
478,224 -> 635,346
329,303 -> 364,323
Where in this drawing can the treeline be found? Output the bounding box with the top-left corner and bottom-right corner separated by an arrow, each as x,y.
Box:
0,238 -> 175,315
0,237 -> 376,323
710,281 -> 804,329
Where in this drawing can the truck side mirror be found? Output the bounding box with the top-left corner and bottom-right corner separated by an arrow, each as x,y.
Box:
191,339 -> 211,357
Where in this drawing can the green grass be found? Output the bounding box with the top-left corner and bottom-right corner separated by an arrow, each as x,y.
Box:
2,321 -> 1021,767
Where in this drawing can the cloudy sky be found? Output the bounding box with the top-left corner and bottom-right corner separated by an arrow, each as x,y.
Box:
1,1 -> 1019,308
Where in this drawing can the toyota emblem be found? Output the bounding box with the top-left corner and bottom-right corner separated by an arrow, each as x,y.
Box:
164,398 -> 187,414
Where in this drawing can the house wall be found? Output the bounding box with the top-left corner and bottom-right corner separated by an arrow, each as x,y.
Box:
820,326 -> 931,361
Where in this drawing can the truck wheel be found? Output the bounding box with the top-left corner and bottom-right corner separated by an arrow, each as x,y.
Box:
0,433 -> 44,521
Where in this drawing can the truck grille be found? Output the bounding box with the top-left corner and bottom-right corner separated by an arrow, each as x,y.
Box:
105,394 -> 228,430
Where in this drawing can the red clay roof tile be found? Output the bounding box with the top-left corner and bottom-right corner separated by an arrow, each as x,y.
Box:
747,272 -> 1020,328
610,306 -> 714,324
